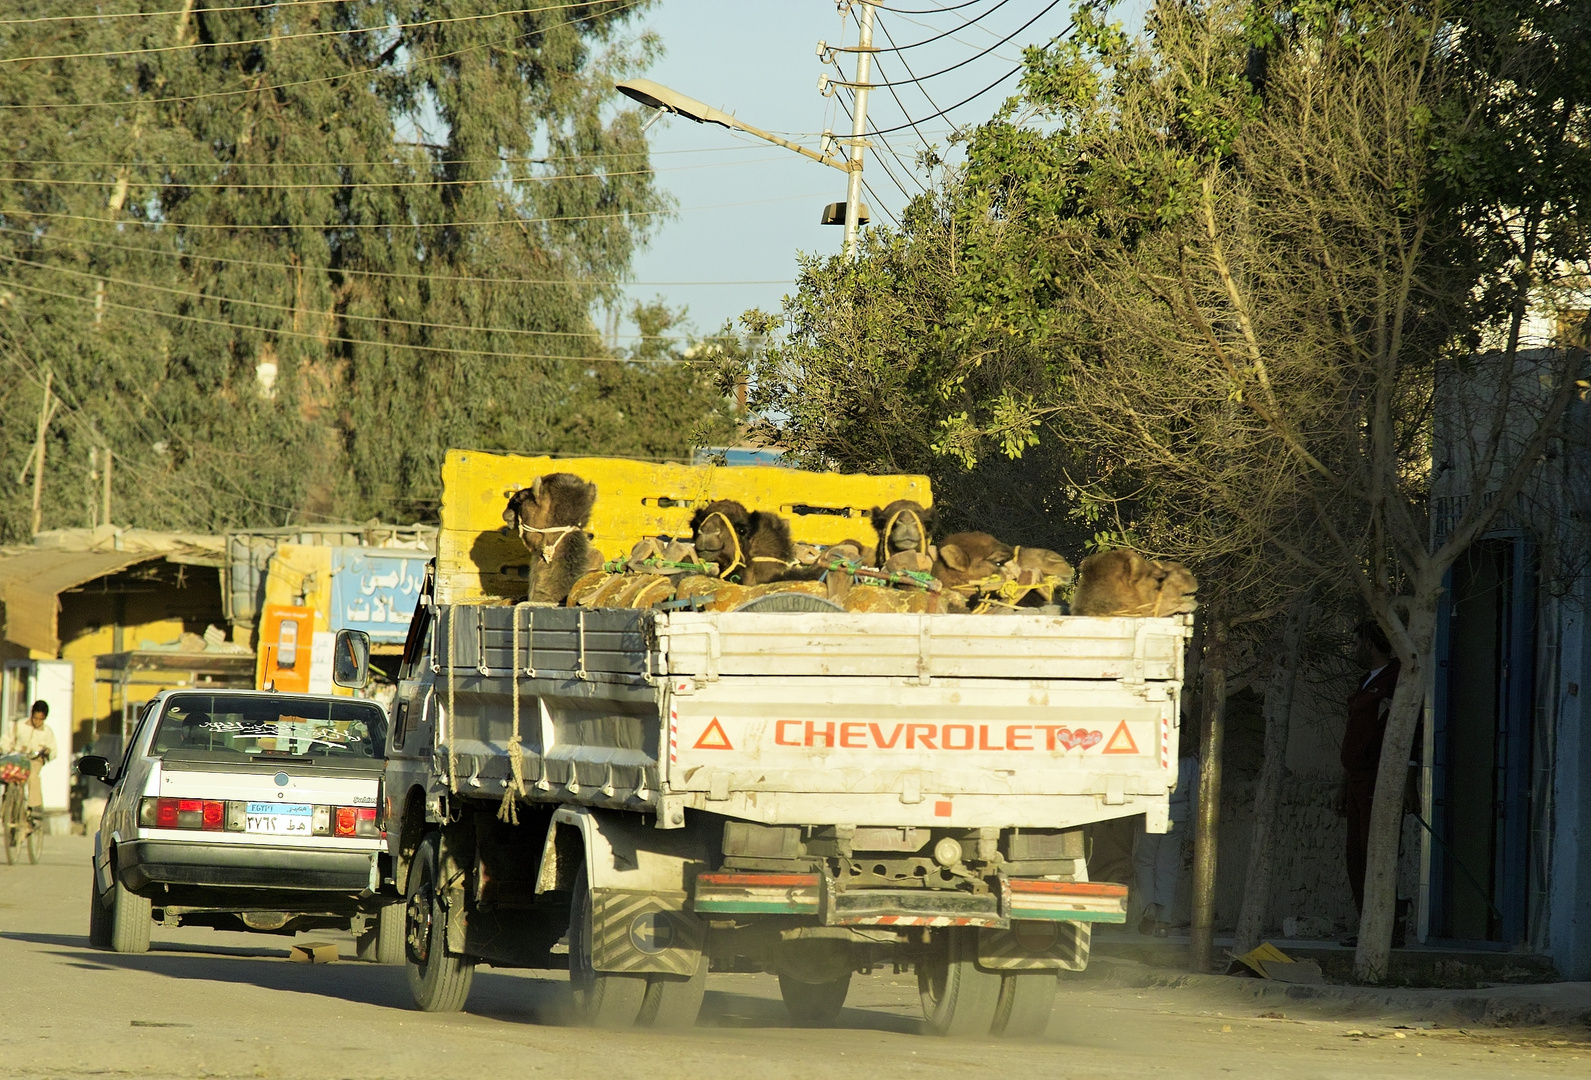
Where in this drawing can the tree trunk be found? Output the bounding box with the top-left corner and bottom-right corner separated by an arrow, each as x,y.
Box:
1189,620 -> 1229,973
1232,594 -> 1311,955
1353,597 -> 1439,982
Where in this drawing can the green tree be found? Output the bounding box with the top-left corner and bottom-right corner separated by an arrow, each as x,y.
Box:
1,0 -> 721,538
738,0 -> 1590,980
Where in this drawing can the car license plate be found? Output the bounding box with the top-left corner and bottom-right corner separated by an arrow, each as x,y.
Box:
245,802 -> 312,835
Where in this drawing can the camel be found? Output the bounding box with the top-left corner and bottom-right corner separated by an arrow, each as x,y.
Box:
870,500 -> 936,563
502,473 -> 599,604
1070,548 -> 1198,616
931,531 -> 1015,590
689,500 -> 797,587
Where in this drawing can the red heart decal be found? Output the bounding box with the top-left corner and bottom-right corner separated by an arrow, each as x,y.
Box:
1057,728 -> 1081,750
1076,729 -> 1103,750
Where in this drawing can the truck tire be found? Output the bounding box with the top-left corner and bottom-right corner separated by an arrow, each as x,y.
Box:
88,866 -> 111,949
638,954 -> 707,1030
357,903 -> 405,965
107,876 -> 152,954
991,972 -> 1057,1038
778,972 -> 851,1026
404,834 -> 475,1012
918,928 -> 1001,1038
567,865 -> 647,1029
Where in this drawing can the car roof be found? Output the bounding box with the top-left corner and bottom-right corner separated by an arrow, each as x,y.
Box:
149,688 -> 388,716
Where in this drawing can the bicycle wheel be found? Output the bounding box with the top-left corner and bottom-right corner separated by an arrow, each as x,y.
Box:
1,785 -> 19,866
26,808 -> 43,864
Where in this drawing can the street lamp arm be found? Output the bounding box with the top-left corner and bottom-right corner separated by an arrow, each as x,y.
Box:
615,79 -> 852,173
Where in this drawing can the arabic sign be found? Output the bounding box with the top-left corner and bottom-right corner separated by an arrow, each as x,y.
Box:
328,551 -> 425,642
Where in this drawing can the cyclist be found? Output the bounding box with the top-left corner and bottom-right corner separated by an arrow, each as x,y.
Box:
1,700 -> 57,820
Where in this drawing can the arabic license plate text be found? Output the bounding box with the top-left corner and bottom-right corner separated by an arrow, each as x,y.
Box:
245,802 -> 312,835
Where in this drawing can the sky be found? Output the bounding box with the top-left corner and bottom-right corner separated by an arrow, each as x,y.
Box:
614,0 -> 1148,343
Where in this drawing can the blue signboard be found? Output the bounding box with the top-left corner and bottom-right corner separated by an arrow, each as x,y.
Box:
328,550 -> 425,642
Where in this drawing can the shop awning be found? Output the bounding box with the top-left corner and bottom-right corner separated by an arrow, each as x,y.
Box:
0,550 -> 157,655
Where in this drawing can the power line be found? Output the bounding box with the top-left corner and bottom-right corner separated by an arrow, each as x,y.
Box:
0,251 -> 696,342
0,143 -> 772,171
0,0 -> 356,26
0,188 -> 830,232
826,0 -> 1063,89
0,275 -> 710,367
870,1 -> 993,13
0,2 -> 583,68
0,153 -> 790,193
0,0 -> 646,111
859,38 -> 1059,137
845,0 -> 1013,53
0,224 -> 792,289
875,13 -> 950,129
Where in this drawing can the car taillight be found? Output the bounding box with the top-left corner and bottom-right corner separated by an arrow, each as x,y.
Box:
334,806 -> 379,838
141,797 -> 225,831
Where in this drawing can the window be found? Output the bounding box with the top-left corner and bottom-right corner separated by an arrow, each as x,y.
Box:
152,694 -> 386,762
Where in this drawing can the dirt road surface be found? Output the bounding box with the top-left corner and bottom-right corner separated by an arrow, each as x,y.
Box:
2,836 -> 1585,1079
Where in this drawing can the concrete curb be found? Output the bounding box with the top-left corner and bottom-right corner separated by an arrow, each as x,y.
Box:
1071,958 -> 1591,1030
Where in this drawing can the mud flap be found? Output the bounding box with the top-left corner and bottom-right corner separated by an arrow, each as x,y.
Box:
589,889 -> 706,976
977,921 -> 1091,971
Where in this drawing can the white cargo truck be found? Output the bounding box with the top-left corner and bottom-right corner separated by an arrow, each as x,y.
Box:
383,452 -> 1190,1037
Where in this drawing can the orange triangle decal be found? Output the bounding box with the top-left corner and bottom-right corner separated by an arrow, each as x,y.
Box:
1101,720 -> 1139,755
693,718 -> 733,751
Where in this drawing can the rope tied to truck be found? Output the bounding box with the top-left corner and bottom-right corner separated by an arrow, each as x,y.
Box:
498,603 -> 531,824
516,521 -> 583,563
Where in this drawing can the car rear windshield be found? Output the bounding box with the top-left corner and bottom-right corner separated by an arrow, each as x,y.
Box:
151,694 -> 386,761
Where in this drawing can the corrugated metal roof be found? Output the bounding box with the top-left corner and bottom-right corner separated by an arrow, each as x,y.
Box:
0,550 -> 158,655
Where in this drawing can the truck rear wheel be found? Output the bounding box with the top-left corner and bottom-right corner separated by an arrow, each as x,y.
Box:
357,903 -> 405,965
404,834 -> 475,1012
778,972 -> 851,1026
568,865 -> 647,1028
991,972 -> 1057,1038
637,955 -> 707,1030
918,928 -> 1001,1037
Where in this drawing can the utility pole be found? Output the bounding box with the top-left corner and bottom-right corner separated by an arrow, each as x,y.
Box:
103,447 -> 113,527
30,368 -> 52,536
843,2 -> 876,261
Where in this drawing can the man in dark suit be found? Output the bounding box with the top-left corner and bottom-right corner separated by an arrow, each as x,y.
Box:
1340,620 -> 1405,946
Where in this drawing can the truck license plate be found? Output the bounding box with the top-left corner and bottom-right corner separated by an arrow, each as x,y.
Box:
245,802 -> 312,834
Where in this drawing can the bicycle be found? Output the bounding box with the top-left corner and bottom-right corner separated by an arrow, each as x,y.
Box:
0,753 -> 43,866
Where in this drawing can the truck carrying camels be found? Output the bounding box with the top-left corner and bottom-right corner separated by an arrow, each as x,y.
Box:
383,450 -> 1195,1037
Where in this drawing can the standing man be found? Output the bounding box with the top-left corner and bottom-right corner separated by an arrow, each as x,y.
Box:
1133,733 -> 1198,936
2,699 -> 58,818
1339,621 -> 1401,945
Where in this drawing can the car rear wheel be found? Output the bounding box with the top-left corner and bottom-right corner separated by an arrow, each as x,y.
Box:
107,876 -> 152,954
567,864 -> 647,1028
778,972 -> 851,1026
918,928 -> 1001,1038
88,866 -> 111,948
404,833 -> 474,1012
357,903 -> 405,965
991,972 -> 1057,1038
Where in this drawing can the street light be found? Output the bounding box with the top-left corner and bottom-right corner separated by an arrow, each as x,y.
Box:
615,76 -> 869,257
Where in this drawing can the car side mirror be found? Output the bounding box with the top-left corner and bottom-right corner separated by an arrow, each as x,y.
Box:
78,755 -> 113,784
332,628 -> 371,689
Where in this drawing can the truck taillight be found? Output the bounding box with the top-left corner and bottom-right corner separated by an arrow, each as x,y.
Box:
141,797 -> 225,831
335,806 -> 379,838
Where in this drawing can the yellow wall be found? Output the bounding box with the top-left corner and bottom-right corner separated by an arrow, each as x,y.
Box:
56,573 -> 228,748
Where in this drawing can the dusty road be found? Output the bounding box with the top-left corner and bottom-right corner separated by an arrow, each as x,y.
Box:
1,836 -> 1585,1079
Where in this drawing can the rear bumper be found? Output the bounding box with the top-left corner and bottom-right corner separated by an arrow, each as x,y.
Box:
116,839 -> 375,894
692,872 -> 1128,927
